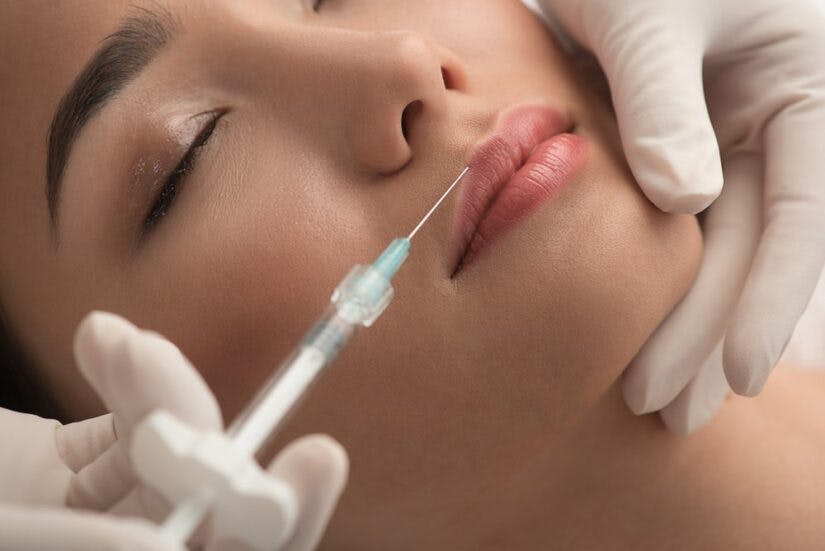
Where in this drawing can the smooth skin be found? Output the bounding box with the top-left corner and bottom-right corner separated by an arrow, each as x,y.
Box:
541,0 -> 825,432
1,1 -> 823,548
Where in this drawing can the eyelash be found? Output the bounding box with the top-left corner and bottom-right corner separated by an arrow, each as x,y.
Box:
142,0 -> 328,235
144,112 -> 222,233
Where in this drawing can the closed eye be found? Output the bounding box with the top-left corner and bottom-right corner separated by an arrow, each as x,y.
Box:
143,111 -> 224,235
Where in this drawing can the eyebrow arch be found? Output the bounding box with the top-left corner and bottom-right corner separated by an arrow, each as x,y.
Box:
46,6 -> 179,242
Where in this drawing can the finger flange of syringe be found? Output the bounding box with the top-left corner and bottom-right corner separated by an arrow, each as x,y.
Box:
157,167 -> 469,545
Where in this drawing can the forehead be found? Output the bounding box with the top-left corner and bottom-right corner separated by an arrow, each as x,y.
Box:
0,1 -> 134,208
0,1 -> 135,325
0,2 -> 134,193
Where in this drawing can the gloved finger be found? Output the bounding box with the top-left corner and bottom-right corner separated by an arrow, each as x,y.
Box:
0,408 -> 71,506
623,154 -> 763,413
55,414 -> 116,473
724,106 -> 825,396
110,485 -> 172,525
0,502 -> 181,551
74,311 -> 222,436
65,441 -> 135,511
265,435 -> 349,551
543,0 -> 723,213
659,340 -> 730,435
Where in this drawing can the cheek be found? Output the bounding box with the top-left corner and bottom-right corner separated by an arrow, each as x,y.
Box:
540,163 -> 703,403
123,198 -> 339,420
127,151 -> 396,420
172,222 -> 340,418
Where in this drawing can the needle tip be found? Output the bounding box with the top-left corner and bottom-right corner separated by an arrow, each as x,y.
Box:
407,167 -> 470,241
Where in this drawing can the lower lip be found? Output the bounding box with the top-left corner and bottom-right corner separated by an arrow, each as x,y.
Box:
457,132 -> 588,272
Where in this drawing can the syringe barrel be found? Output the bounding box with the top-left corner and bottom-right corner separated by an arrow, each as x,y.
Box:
302,309 -> 357,357
228,307 -> 356,456
227,258 -> 398,456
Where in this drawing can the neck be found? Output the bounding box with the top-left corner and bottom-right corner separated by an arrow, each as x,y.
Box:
446,374 -> 825,550
326,371 -> 825,549
441,383 -> 678,549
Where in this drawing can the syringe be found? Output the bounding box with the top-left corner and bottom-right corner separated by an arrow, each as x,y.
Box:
158,166 -> 470,545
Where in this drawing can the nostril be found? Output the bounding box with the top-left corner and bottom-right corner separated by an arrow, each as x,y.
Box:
440,60 -> 469,91
401,100 -> 423,141
441,66 -> 455,90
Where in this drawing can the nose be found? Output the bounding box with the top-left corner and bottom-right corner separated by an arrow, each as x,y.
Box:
273,28 -> 468,175
342,31 -> 468,174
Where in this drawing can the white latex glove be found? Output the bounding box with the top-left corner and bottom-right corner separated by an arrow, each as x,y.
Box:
0,311 -> 348,549
537,0 -> 825,433
0,501 -> 179,550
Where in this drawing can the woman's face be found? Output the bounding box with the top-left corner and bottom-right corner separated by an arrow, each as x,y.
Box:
1,0 -> 701,538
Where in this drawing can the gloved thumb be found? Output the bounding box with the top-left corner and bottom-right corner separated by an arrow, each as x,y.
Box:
539,0 -> 723,213
0,502 -> 182,551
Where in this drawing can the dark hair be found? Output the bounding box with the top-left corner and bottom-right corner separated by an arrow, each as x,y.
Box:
0,305 -> 66,421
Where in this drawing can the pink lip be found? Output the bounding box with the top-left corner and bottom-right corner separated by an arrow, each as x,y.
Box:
450,104 -> 589,276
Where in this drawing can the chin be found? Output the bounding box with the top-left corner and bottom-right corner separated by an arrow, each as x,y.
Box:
590,209 -> 704,386
530,176 -> 703,398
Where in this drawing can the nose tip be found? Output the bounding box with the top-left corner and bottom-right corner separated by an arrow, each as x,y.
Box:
348,31 -> 467,175
384,31 -> 468,116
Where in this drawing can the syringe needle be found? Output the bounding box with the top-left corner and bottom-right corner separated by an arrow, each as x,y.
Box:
155,166 -> 472,548
407,167 -> 470,241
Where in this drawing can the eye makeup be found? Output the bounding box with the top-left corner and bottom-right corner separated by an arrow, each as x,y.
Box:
142,110 -> 225,235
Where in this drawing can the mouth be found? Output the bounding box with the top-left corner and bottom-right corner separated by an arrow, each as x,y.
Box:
449,103 -> 589,277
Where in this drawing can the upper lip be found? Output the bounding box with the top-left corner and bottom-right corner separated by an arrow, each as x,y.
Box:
448,103 -> 573,275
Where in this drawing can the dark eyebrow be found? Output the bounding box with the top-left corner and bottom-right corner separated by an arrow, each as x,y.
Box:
46,6 -> 179,240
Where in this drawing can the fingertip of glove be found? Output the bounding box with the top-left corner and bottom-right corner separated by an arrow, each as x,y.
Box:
661,189 -> 719,215
273,434 -> 350,489
658,409 -> 692,436
629,138 -> 723,214
621,393 -> 643,416
659,404 -> 713,436
298,434 -> 349,479
660,385 -> 730,436
73,311 -> 138,377
320,435 -> 349,480
637,172 -> 721,214
724,362 -> 767,398
120,329 -> 224,431
621,367 -> 664,415
723,332 -> 774,398
128,327 -> 187,368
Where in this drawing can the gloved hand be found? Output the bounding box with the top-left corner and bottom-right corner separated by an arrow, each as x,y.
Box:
0,501 -> 179,550
0,311 -> 348,549
537,0 -> 825,433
